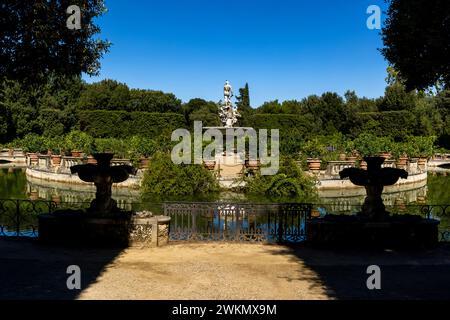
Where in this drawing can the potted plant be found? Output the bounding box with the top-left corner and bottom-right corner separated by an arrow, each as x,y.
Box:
131,136 -> 154,169
45,137 -> 62,166
359,159 -> 368,170
413,136 -> 435,170
65,130 -> 94,158
354,133 -> 383,158
391,142 -> 409,167
377,136 -> 393,159
87,155 -> 97,164
21,134 -> 45,166
302,139 -> 324,172
343,140 -> 356,161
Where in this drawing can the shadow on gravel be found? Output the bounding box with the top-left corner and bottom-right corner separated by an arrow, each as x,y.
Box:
0,238 -> 124,300
271,243 -> 450,300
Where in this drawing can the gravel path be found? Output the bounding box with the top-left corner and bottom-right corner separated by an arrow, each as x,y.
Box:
1,240 -> 450,300
79,243 -> 329,300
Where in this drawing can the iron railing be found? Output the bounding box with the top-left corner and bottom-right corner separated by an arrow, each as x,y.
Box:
0,199 -> 449,242
163,202 -> 312,243
0,199 -> 57,237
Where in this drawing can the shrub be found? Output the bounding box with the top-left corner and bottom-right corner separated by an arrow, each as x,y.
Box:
409,136 -> 436,157
244,157 -> 317,201
353,133 -> 393,157
353,111 -> 415,140
64,130 -> 94,154
93,138 -> 129,158
17,134 -> 46,153
141,152 -> 220,197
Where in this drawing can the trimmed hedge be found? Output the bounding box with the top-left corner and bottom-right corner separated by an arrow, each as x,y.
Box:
354,111 -> 416,140
245,114 -> 318,135
78,110 -> 187,138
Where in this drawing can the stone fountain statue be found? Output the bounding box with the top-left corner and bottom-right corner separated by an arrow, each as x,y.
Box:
306,156 -> 439,248
71,153 -> 137,215
219,80 -> 240,128
339,157 -> 408,220
39,153 -> 171,247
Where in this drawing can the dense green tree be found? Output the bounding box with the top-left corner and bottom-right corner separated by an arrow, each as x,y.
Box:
183,99 -> 220,127
78,79 -> 130,110
381,0 -> 450,90
235,83 -> 253,124
188,103 -> 221,127
128,89 -> 182,113
0,0 -> 110,85
256,100 -> 283,114
379,83 -> 417,112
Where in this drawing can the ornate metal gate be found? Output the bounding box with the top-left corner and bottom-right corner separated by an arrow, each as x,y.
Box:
163,202 -> 312,243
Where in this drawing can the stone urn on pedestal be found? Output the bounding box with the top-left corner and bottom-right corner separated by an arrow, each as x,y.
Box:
306,157 -> 440,248
339,157 -> 407,221
38,153 -> 171,247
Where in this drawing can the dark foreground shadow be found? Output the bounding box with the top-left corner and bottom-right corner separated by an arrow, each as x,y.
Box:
273,243 -> 450,300
0,238 -> 124,300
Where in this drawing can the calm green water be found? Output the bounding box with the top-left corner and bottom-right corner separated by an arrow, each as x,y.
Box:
0,167 -> 449,237
1,167 -> 449,204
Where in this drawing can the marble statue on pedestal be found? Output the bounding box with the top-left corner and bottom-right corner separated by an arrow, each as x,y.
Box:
219,80 -> 240,128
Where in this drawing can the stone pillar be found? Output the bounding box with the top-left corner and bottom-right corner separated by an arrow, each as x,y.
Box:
156,216 -> 171,246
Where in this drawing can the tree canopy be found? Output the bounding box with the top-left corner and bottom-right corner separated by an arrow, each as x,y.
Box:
0,0 -> 110,85
381,0 -> 450,90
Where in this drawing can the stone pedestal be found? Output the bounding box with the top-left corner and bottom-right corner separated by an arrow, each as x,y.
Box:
306,216 -> 440,248
38,211 -> 171,248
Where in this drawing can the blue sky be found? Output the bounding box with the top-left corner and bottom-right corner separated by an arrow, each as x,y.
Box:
85,0 -> 389,107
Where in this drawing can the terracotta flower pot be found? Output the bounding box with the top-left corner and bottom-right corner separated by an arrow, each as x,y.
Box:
28,153 -> 39,166
51,155 -> 62,166
359,160 -> 367,170
417,157 -> 428,170
379,152 -> 391,160
346,156 -> 357,163
87,155 -> 98,165
245,160 -> 260,169
338,153 -> 347,161
139,157 -> 150,169
396,156 -> 408,167
71,150 -> 82,158
307,158 -> 321,172
203,161 -> 216,170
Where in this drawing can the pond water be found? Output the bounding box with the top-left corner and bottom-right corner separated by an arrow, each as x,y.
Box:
0,166 -> 449,236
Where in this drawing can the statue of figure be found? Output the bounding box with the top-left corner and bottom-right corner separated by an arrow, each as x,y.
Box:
224,80 -> 233,103
220,80 -> 240,128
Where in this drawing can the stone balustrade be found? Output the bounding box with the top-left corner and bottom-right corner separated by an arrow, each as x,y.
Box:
0,148 -> 27,163
382,160 -> 396,168
433,153 -> 450,161
325,161 -> 356,176
26,154 -> 133,173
